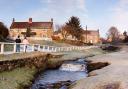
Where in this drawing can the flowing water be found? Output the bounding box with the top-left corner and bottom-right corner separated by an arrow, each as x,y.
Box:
32,58 -> 88,89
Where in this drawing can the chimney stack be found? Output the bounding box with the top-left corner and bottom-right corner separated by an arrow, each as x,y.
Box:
12,18 -> 15,23
29,18 -> 32,23
51,18 -> 53,22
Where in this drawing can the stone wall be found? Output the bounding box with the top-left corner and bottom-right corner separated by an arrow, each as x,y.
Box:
0,54 -> 61,72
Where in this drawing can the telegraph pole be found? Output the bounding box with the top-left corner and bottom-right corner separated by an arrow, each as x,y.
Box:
86,25 -> 88,43
98,29 -> 100,43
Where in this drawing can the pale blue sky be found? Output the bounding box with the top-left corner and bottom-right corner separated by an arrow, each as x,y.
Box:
0,0 -> 128,37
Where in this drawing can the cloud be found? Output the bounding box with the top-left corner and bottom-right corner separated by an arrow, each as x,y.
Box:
40,0 -> 86,10
109,0 -> 128,32
119,0 -> 128,7
29,0 -> 87,25
76,0 -> 86,10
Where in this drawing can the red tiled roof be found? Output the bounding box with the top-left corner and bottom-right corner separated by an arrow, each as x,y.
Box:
10,22 -> 53,29
82,30 -> 99,35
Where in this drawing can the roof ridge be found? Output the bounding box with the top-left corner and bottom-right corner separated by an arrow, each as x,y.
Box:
10,21 -> 53,29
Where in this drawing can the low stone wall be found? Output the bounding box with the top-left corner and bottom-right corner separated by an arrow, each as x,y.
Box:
0,53 -> 61,73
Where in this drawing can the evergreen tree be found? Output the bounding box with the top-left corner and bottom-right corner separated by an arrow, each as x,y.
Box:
66,16 -> 83,40
123,31 -> 128,43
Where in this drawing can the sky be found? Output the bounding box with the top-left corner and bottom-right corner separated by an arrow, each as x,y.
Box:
0,0 -> 128,37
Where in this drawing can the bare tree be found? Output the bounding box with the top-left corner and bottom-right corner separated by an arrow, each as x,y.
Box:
61,25 -> 71,40
107,26 -> 120,43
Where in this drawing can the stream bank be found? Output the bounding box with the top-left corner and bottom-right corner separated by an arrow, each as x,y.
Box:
0,52 -> 64,89
30,47 -> 109,89
31,58 -> 88,89
30,56 -> 109,89
70,46 -> 128,89
0,47 -> 105,89
22,47 -> 106,89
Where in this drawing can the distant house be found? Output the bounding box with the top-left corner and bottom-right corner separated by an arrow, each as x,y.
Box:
10,18 -> 53,41
52,30 -> 63,40
107,33 -> 125,43
53,29 -> 100,44
119,34 -> 125,41
82,30 -> 100,44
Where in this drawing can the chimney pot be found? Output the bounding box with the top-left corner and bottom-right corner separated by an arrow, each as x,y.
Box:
29,18 -> 32,23
12,18 -> 15,22
51,18 -> 53,22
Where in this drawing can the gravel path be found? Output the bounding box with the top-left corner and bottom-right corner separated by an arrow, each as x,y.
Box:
71,46 -> 128,89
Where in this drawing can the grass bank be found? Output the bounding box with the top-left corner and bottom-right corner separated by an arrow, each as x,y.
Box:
0,67 -> 37,89
0,47 -> 105,89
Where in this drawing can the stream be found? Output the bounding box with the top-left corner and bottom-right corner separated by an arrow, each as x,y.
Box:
31,58 -> 88,89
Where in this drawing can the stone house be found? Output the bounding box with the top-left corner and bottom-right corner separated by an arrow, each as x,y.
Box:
10,18 -> 53,41
82,30 -> 100,44
53,29 -> 100,44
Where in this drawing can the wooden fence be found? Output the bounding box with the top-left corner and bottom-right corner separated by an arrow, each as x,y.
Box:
0,42 -> 98,54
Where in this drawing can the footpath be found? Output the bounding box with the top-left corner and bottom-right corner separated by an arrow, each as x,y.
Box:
71,45 -> 128,89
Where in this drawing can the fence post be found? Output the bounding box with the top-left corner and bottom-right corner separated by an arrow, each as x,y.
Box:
42,45 -> 45,52
73,46 -> 75,50
66,47 -> 68,51
75,46 -> 77,50
32,44 -> 35,51
47,46 -> 50,52
44,45 -> 46,51
61,47 -> 62,51
64,47 -> 66,51
58,47 -> 61,52
69,47 -> 71,51
70,47 -> 72,51
51,47 -> 54,52
62,47 -> 64,51
23,44 -> 26,52
59,47 -> 62,52
1,43 -> 4,54
56,47 -> 58,52
80,47 -> 82,50
71,47 -> 73,51
62,47 -> 64,52
70,47 -> 71,51
54,47 -> 57,52
68,47 -> 70,51
58,47 -> 60,52
13,43 -> 16,53
38,44 -> 40,51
